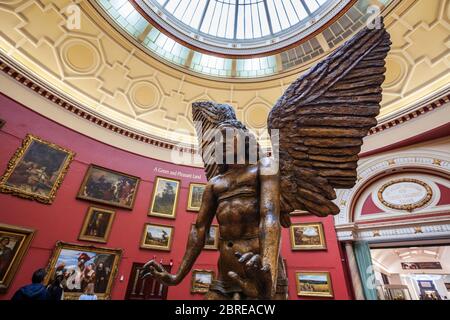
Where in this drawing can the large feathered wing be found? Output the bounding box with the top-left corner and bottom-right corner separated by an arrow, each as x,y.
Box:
268,23 -> 391,226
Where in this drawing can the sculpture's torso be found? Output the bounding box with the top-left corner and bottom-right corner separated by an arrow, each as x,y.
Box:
212,163 -> 261,286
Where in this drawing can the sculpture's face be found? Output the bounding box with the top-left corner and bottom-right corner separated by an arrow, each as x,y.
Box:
219,126 -> 248,165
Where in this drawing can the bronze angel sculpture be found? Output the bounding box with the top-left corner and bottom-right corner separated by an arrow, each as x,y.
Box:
142,22 -> 391,300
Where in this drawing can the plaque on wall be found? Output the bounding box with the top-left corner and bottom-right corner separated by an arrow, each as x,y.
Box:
378,178 -> 432,212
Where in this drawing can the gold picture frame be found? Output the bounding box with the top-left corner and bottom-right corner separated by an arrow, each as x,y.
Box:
187,183 -> 206,212
290,222 -> 326,250
191,269 -> 215,294
149,176 -> 180,219
296,271 -> 333,298
0,134 -> 75,204
44,241 -> 122,300
140,223 -> 174,251
191,224 -> 219,250
77,164 -> 140,210
0,223 -> 35,293
78,207 -> 116,244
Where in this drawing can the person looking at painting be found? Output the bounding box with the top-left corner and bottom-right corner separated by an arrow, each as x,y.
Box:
78,283 -> 98,300
11,268 -> 50,301
0,237 -> 13,279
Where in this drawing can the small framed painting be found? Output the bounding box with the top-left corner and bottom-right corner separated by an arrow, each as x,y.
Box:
149,177 -> 180,219
78,207 -> 116,243
187,183 -> 206,212
77,165 -> 140,210
191,270 -> 215,294
140,223 -> 174,251
296,272 -> 333,298
44,242 -> 122,300
290,222 -> 326,250
0,134 -> 75,204
0,223 -> 35,293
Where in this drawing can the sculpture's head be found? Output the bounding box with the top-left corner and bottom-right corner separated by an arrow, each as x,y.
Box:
192,101 -> 259,179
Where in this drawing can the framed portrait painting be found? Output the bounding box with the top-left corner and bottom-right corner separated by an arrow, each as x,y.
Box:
149,177 -> 180,219
187,183 -> 206,212
44,242 -> 122,300
78,207 -> 116,243
191,270 -> 215,294
140,223 -> 174,251
0,134 -> 75,204
295,272 -> 333,298
290,222 -> 326,250
0,223 -> 35,293
77,165 -> 140,210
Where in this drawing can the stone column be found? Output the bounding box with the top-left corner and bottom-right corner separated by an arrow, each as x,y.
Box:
345,242 -> 366,300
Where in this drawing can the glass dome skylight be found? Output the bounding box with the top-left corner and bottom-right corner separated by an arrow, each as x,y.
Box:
133,0 -> 349,55
93,0 -> 378,79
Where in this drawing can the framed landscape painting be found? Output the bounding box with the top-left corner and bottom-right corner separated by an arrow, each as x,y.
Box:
140,223 -> 174,251
77,165 -> 140,210
44,242 -> 122,300
191,270 -> 215,294
0,134 -> 75,204
149,177 -> 180,219
187,183 -> 206,212
0,223 -> 35,293
296,272 -> 333,298
290,222 -> 327,250
78,207 -> 116,243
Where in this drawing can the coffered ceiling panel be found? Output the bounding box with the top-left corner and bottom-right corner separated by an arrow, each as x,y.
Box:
0,0 -> 448,150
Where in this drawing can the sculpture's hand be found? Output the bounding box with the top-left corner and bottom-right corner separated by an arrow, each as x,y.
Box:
228,252 -> 273,299
141,260 -> 178,286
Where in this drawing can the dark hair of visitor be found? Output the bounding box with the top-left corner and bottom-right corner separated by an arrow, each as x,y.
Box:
32,268 -> 47,284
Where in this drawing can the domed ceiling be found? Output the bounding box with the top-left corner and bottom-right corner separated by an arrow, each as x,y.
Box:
0,0 -> 449,154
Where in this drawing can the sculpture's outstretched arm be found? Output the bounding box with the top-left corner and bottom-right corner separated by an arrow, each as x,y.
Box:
142,183 -> 217,285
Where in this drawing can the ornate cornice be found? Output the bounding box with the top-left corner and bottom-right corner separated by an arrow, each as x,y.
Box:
1,56 -> 448,156
0,58 -> 198,155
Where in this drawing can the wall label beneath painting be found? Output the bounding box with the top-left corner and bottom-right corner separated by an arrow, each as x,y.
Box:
153,166 -> 203,180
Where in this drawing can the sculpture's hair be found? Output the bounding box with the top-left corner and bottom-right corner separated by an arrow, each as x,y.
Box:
192,102 -> 259,180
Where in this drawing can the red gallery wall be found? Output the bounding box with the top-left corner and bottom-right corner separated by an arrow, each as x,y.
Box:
0,92 -> 351,300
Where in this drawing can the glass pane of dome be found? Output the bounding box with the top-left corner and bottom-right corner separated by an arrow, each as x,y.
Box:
151,0 -> 337,40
